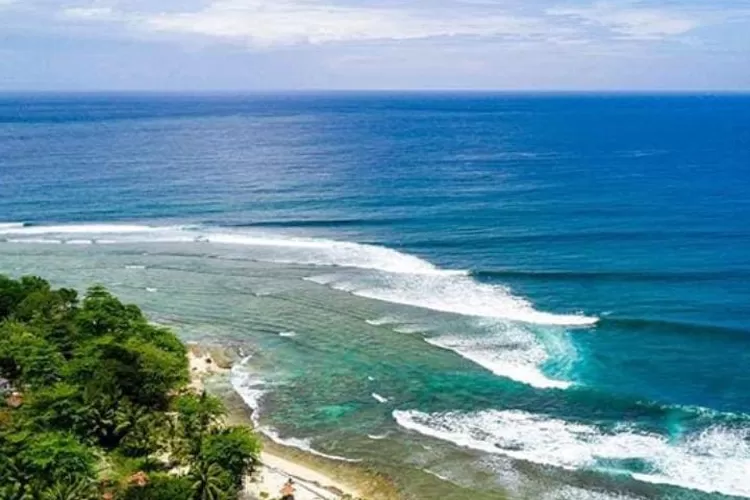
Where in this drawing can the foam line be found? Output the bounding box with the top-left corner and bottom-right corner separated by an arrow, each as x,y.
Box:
393,409 -> 750,498
334,273 -> 596,326
262,427 -> 361,463
426,336 -> 570,390
230,356 -> 266,426
0,223 -> 597,326
0,223 -> 156,235
423,318 -> 573,390
372,393 -> 389,403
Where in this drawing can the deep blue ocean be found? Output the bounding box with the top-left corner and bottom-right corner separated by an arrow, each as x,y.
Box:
1,93 -> 749,500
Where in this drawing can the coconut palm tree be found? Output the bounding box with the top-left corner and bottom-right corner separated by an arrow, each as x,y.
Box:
41,477 -> 97,500
189,461 -> 226,500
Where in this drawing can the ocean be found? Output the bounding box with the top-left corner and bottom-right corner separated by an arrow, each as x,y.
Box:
1,93 -> 749,500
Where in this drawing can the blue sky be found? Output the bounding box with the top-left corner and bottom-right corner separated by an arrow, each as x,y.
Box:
1,0 -> 748,90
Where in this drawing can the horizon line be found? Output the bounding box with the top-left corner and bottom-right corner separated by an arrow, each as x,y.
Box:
1,89 -> 749,96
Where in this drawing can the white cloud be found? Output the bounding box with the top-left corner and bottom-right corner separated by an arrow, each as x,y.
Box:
138,0 -> 572,46
46,0 -> 719,49
548,2 -> 699,40
62,6 -> 116,20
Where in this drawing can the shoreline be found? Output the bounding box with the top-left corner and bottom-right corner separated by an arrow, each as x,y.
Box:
188,344 -> 399,500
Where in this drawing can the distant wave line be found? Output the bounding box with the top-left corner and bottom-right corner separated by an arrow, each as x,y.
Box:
472,268 -> 750,283
406,229 -> 750,249
600,317 -> 750,338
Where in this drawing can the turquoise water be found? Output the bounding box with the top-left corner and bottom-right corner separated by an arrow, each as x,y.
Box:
1,94 -> 749,499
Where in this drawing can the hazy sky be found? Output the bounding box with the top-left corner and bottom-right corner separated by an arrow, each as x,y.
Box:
1,0 -> 748,91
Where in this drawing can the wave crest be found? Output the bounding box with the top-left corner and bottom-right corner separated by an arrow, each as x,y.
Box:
393,408 -> 750,498
0,223 -> 597,327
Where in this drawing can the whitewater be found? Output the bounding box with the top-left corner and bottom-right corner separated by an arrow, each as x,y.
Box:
0,223 -> 596,323
393,408 -> 750,498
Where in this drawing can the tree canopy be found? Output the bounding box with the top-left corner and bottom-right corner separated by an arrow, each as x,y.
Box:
0,275 -> 261,499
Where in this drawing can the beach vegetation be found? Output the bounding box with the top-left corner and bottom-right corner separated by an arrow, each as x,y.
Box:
0,275 -> 262,500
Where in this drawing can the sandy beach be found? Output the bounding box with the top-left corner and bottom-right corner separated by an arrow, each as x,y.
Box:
188,346 -> 363,500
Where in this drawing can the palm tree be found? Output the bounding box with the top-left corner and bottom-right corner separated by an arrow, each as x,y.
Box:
41,477 -> 96,500
189,461 -> 226,500
116,400 -> 161,456
174,391 -> 225,460
0,459 -> 30,500
83,390 -> 121,448
0,481 -> 24,500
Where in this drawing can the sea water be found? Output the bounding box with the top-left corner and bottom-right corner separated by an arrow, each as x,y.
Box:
1,93 -> 749,499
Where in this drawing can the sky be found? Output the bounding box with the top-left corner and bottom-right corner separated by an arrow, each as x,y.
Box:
0,0 -> 748,91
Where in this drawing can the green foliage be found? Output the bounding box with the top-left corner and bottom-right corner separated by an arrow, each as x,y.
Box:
0,322 -> 64,387
0,430 -> 98,497
190,460 -> 232,500
173,391 -> 226,459
21,383 -> 85,432
21,432 -> 96,482
0,275 -> 261,500
40,477 -> 98,500
122,474 -> 193,500
200,426 -> 262,485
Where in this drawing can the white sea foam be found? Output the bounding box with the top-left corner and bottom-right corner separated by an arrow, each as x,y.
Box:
7,238 -> 62,244
326,271 -> 596,326
424,469 -> 452,482
542,486 -> 644,500
371,393 -> 389,403
393,409 -> 750,498
424,322 -> 571,390
365,317 -> 399,326
201,232 -> 459,276
0,223 -> 157,235
230,356 -> 266,425
0,223 -> 596,327
0,223 -> 25,230
125,265 -> 146,269
367,433 -> 388,440
145,287 -> 158,293
278,331 -> 297,337
262,427 -> 361,463
393,325 -> 427,334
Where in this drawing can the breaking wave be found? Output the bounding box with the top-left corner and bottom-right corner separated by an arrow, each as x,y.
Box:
0,223 -> 596,328
393,408 -> 750,498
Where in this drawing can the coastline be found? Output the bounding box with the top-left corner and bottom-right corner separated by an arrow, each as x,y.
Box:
187,344 -> 400,500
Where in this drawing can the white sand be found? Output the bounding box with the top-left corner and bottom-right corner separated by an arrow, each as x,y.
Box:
245,452 -> 358,499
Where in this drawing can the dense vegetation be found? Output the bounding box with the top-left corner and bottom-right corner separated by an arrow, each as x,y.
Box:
0,275 -> 261,499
